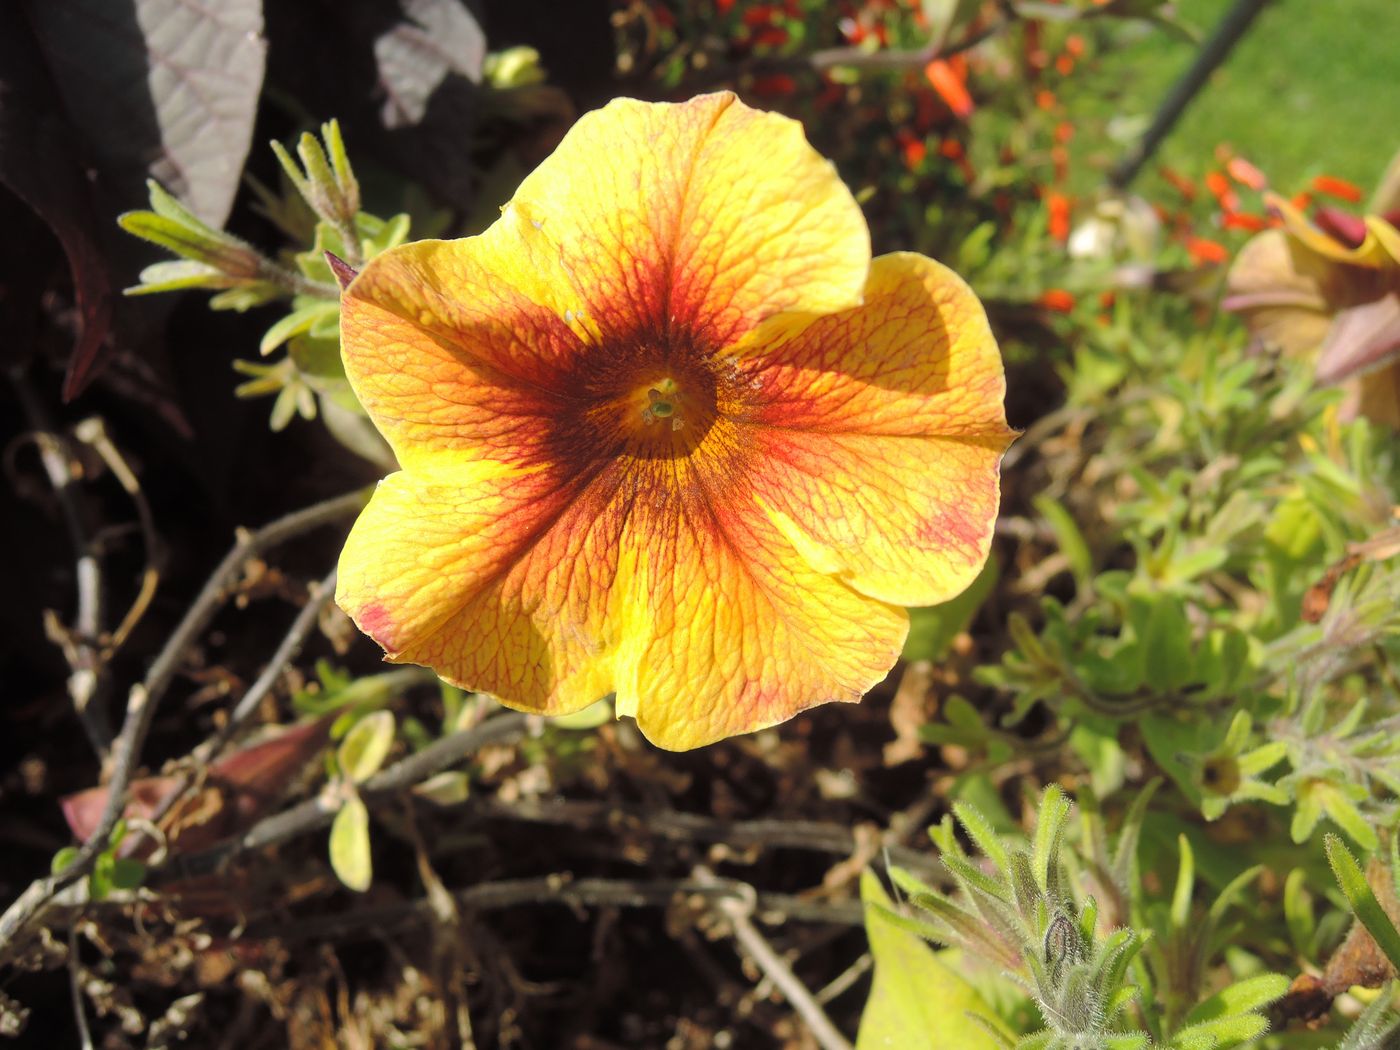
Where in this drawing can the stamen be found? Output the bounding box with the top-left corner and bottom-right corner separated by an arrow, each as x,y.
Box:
641,379 -> 683,429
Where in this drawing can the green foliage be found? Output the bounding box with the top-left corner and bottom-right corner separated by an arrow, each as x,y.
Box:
325,708 -> 397,894
329,793 -> 373,893
119,122 -> 406,466
879,788 -> 1287,1047
927,289 -> 1400,849
1325,835 -> 1400,974
1334,984 -> 1400,1050
50,819 -> 146,903
857,871 -> 1008,1049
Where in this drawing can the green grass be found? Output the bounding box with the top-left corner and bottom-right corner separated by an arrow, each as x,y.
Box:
1087,0 -> 1400,194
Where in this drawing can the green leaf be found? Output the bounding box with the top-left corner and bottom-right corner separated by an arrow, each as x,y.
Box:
1325,834 -> 1400,972
109,858 -> 146,892
260,300 -> 340,356
904,556 -> 998,662
1319,784 -> 1381,851
329,793 -> 373,893
89,852 -> 116,901
50,846 -> 80,876
551,698 -> 614,730
1142,595 -> 1192,692
126,259 -> 232,294
1170,1013 -> 1269,1049
337,710 -> 396,784
1033,496 -> 1093,589
1182,973 -> 1289,1023
1283,868 -> 1316,958
856,872 -> 1009,1050
412,770 -> 471,806
1291,780 -> 1325,843
1170,833 -> 1195,929
952,801 -> 1009,869
1141,713 -> 1205,806
1236,741 -> 1287,776
1031,785 -> 1071,894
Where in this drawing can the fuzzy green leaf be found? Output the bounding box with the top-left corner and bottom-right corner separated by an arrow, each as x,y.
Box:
857,872 -> 1009,1050
261,300 -> 340,356
1325,834 -> 1400,972
1183,973 -> 1289,1023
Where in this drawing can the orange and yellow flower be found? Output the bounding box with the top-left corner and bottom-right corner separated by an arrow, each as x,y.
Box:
1224,188 -> 1400,428
334,92 -> 1013,750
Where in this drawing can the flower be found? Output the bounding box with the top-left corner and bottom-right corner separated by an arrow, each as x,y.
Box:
1224,177 -> 1400,428
334,92 -> 1013,750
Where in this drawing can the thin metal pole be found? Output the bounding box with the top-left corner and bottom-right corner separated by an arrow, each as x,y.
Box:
1109,0 -> 1273,189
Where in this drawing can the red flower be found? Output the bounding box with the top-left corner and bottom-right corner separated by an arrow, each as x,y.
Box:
1311,175 -> 1364,203
1185,236 -> 1229,265
1046,191 -> 1071,242
1226,156 -> 1268,191
924,57 -> 974,119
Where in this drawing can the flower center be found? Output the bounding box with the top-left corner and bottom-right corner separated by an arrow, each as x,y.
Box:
553,342 -> 744,469
640,377 -> 684,430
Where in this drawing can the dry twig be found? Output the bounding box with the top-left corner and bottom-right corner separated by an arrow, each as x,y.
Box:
9,371 -> 112,755
0,487 -> 370,969
238,873 -> 864,945
459,796 -> 944,881
156,713 -> 531,883
693,866 -> 855,1050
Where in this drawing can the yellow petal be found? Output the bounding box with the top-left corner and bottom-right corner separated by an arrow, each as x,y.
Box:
339,238 -> 584,472
492,91 -> 870,347
337,452 -> 909,751
613,471 -> 909,750
336,466 -> 621,715
1269,192 -> 1400,270
732,253 -> 1014,605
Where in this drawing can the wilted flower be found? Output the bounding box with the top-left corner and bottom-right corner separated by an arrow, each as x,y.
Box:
334,92 -> 1013,750
1224,170 -> 1400,427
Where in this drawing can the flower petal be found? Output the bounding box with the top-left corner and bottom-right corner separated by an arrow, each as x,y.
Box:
337,455 -> 908,751
494,91 -> 870,348
1223,229 -> 1334,357
732,253 -> 1014,605
1268,193 -> 1400,270
613,479 -> 909,750
339,238 -> 582,471
336,465 -> 622,714
1316,293 -> 1400,384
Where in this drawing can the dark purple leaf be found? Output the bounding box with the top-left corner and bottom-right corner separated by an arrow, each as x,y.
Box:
265,0 -> 487,213
374,0 -> 485,129
25,0 -> 267,228
0,12 -> 114,393
0,0 -> 266,396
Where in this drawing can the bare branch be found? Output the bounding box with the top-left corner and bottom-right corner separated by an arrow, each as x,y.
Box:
0,487 -> 369,968
239,874 -> 864,944
156,713 -> 531,883
456,795 -> 944,881
199,566 -> 339,762
694,866 -> 854,1050
72,417 -> 162,656
9,369 -> 112,755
